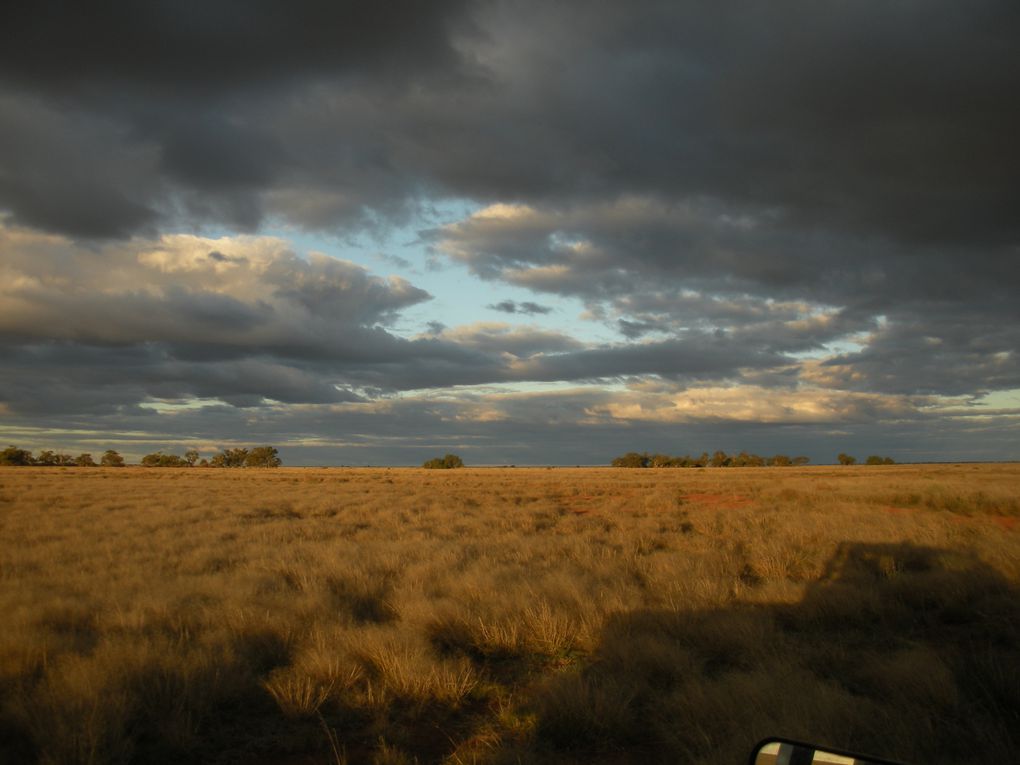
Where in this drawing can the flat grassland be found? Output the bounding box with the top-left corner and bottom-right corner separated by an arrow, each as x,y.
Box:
1,465 -> 1018,764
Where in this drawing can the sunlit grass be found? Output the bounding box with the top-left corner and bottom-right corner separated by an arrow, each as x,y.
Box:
0,464 -> 1018,763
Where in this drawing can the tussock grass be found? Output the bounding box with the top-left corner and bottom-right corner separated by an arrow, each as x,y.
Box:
1,464 -> 1018,763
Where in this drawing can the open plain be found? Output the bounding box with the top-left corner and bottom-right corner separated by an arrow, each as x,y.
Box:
1,464 -> 1018,764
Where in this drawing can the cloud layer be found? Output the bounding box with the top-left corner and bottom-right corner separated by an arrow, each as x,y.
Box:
1,1 -> 1018,462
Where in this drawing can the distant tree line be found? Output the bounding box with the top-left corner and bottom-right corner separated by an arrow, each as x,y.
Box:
1,446 -> 126,467
1,445 -> 281,468
142,446 -> 281,468
839,453 -> 896,465
611,450 -> 810,468
609,450 -> 897,468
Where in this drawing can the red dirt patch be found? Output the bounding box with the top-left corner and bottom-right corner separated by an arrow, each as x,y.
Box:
882,505 -> 919,515
681,493 -> 753,510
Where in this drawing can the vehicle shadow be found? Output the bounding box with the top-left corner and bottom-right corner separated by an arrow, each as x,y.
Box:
514,542 -> 1020,765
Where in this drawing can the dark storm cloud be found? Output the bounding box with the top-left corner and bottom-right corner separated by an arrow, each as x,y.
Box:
0,0 -> 474,237
0,1 -> 470,97
1,0 -> 1016,245
0,95 -> 162,238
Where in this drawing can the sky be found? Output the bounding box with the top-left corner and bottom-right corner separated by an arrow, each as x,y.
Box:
1,0 -> 1019,465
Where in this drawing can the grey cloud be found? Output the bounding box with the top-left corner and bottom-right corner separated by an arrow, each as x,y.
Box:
519,302 -> 552,315
373,252 -> 413,271
435,199 -> 1020,311
437,323 -> 581,358
0,95 -> 161,238
0,1 -> 472,99
432,197 -> 1019,396
263,252 -> 431,325
0,229 -> 432,349
0,1 -> 474,238
817,312 -> 1020,397
617,319 -> 665,339
0,222 -> 804,414
4,385 -> 1016,466
487,300 -> 552,315
509,333 -> 786,384
489,300 -> 518,313
1,0 -> 1015,248
0,227 -> 502,411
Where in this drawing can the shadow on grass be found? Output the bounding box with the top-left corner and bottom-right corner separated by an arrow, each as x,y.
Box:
3,544 -> 1017,764
519,543 -> 1020,765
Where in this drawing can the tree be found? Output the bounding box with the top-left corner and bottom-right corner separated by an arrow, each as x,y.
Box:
245,446 -> 282,468
208,448 -> 251,467
709,450 -> 731,468
184,449 -> 200,467
769,454 -> 793,467
731,451 -> 762,467
36,450 -> 57,466
101,449 -> 125,467
0,446 -> 33,466
837,453 -> 857,466
611,452 -> 650,468
75,453 -> 96,467
221,448 -> 249,467
649,453 -> 681,468
792,455 -> 811,466
866,455 -> 896,465
423,453 -> 464,469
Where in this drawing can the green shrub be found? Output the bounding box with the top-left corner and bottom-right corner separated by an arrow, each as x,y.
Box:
422,454 -> 464,469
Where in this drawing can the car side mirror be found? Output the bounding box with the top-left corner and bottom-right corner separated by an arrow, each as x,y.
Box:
751,737 -> 908,765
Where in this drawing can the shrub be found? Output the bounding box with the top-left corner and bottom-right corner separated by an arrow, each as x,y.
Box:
422,454 -> 464,469
866,455 -> 896,465
140,452 -> 190,467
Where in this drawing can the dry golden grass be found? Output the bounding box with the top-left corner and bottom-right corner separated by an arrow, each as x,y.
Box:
1,464 -> 1018,764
